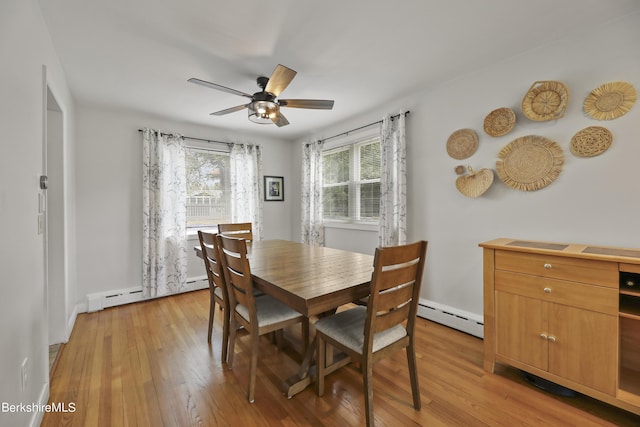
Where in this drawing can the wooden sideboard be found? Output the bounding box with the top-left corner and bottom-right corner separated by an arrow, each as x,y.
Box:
480,238 -> 640,416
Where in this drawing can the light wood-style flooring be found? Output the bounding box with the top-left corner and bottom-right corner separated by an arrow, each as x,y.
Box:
43,289 -> 640,426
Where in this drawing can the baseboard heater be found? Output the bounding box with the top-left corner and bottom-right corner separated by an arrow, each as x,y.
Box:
417,299 -> 484,338
86,282 -> 483,338
86,277 -> 209,312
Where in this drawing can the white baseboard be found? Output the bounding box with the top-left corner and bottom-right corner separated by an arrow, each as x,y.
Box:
85,276 -> 209,312
417,299 -> 484,338
65,304 -> 81,342
29,382 -> 49,427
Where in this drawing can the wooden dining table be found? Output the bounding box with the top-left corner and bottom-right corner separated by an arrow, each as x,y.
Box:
195,239 -> 375,397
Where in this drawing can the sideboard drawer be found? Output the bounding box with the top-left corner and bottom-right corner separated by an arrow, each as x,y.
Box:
495,250 -> 618,287
495,270 -> 618,314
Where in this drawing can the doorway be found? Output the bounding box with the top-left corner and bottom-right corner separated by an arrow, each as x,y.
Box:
46,85 -> 66,352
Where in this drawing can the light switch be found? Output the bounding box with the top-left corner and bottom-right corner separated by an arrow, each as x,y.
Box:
38,214 -> 45,235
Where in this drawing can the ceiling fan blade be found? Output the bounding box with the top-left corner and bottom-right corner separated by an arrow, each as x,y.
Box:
271,110 -> 290,127
264,64 -> 297,96
188,78 -> 253,99
279,99 -> 334,110
210,104 -> 250,116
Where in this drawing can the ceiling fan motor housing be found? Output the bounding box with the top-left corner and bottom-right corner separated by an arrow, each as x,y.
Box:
252,90 -> 276,102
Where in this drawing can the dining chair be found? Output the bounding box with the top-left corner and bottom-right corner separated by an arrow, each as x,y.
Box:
197,231 -> 231,363
216,234 -> 308,403
218,222 -> 253,241
315,240 -> 428,427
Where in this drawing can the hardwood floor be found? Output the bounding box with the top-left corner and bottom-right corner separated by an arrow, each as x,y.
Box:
43,290 -> 640,426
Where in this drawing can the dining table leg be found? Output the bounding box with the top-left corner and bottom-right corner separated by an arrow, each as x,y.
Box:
283,311 -> 352,398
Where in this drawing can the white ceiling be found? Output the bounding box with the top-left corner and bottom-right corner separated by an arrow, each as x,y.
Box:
38,0 -> 640,140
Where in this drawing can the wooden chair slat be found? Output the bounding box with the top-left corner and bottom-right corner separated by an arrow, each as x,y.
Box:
375,283 -> 414,313
373,303 -> 410,333
378,263 -> 419,291
218,222 -> 253,241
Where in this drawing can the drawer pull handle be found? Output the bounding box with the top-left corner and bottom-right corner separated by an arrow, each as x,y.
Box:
540,333 -> 548,340
543,287 -> 551,293
548,336 -> 556,343
626,280 -> 635,287
543,263 -> 552,269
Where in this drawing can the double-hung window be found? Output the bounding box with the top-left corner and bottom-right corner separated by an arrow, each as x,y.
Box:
185,144 -> 232,231
322,135 -> 381,224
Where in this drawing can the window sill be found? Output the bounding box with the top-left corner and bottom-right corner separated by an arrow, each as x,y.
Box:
186,227 -> 218,241
323,221 -> 378,232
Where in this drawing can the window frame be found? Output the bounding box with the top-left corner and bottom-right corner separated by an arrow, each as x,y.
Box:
184,140 -> 231,238
322,129 -> 381,230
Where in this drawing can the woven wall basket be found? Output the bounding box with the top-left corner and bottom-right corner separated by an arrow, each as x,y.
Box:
496,135 -> 564,191
456,166 -> 494,198
521,81 -> 570,121
446,128 -> 478,160
583,81 -> 637,120
570,126 -> 613,157
483,107 -> 516,137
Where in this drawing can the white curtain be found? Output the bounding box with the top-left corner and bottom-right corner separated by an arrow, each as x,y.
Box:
301,140 -> 325,246
379,113 -> 407,246
229,143 -> 263,240
142,128 -> 188,298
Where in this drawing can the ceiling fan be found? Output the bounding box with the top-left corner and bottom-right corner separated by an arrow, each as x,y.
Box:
188,64 -> 334,127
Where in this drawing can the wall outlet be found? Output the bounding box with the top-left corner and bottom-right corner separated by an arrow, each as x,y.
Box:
21,358 -> 28,391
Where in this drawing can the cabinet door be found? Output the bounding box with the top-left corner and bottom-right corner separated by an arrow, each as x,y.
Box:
548,304 -> 617,395
495,291 -> 548,371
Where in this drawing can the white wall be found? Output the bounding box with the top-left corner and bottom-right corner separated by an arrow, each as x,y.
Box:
0,1 -> 76,425
293,12 -> 640,317
74,104 -> 295,299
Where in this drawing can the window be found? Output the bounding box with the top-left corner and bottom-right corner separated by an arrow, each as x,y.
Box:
323,136 -> 381,222
185,147 -> 231,229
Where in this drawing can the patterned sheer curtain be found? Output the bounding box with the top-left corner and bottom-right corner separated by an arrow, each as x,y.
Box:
379,113 -> 407,246
301,140 -> 324,246
142,128 -> 188,298
229,143 -> 263,240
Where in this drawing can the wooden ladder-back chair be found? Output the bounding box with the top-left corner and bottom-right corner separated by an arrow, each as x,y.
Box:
216,234 -> 307,403
218,222 -> 253,242
315,240 -> 428,427
197,231 -> 231,362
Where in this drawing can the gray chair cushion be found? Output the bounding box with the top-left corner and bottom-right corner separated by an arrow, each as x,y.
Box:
314,306 -> 407,354
213,287 -> 224,299
236,295 -> 301,327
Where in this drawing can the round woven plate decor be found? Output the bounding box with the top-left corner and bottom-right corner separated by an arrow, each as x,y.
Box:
521,81 -> 570,121
483,107 -> 516,137
446,128 -> 478,160
496,135 -> 564,191
584,81 -> 636,120
570,126 -> 613,157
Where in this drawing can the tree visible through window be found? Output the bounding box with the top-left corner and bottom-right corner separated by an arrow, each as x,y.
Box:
185,147 -> 231,229
322,137 -> 380,221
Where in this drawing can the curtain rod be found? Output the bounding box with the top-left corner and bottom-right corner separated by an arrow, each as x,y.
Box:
137,129 -> 228,145
318,110 -> 410,144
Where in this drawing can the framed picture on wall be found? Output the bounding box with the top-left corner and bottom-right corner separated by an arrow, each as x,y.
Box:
264,176 -> 284,201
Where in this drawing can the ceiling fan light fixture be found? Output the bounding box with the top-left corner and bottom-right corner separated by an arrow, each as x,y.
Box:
190,64 -> 334,127
248,100 -> 278,124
